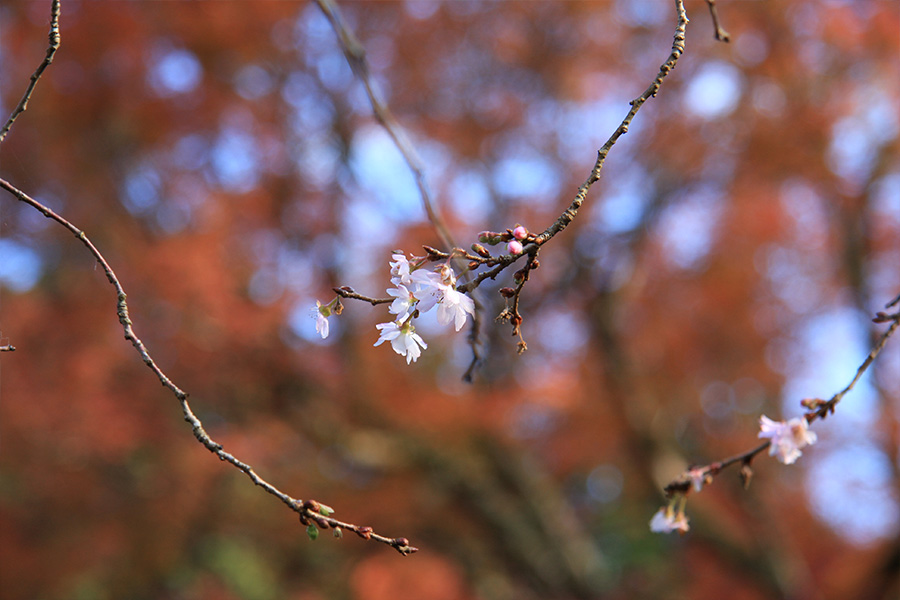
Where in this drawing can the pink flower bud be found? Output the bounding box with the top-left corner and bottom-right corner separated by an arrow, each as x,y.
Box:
507,240 -> 523,255
513,226 -> 528,240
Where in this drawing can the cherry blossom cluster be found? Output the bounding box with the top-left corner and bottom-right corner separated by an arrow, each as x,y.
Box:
375,253 -> 475,363
313,253 -> 475,364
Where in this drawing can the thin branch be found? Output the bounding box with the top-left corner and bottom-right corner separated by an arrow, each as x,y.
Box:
320,0 -> 691,262
704,0 -> 731,43
0,176 -> 416,555
495,251 -> 539,354
471,0 -> 690,261
315,0 -> 489,378
456,246 -> 531,294
314,0 -> 454,253
333,286 -> 391,306
0,0 -> 61,145
805,314 -> 900,421
664,305 -> 900,498
534,0 -> 688,248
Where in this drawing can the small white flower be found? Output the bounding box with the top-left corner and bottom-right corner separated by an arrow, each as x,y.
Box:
649,506 -> 690,534
374,321 -> 427,364
387,284 -> 418,321
758,415 -> 817,465
410,271 -> 444,313
390,253 -> 413,286
311,300 -> 330,339
436,286 -> 475,331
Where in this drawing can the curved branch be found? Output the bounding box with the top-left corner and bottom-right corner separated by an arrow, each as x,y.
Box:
0,176 -> 416,555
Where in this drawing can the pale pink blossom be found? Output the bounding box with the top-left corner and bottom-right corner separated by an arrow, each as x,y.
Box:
513,225 -> 528,240
649,506 -> 690,534
436,287 -> 475,331
374,321 -> 427,364
507,240 -> 523,255
758,415 -> 817,465
390,253 -> 443,313
389,253 -> 413,286
410,270 -> 443,313
387,284 -> 418,321
311,300 -> 331,339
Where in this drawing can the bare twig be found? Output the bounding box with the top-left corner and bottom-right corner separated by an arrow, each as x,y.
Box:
0,176 -> 416,555
805,314 -> 900,421
496,251 -> 540,354
535,0 -> 688,248
0,0 -> 60,145
462,0 -> 692,279
664,305 -> 900,498
704,0 -> 731,42
333,286 -> 391,306
461,1 -> 690,303
314,0 -> 454,252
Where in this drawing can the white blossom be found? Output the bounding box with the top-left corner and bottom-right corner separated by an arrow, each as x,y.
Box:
387,284 -> 418,321
409,270 -> 443,313
758,415 -> 817,465
389,253 -> 413,286
374,321 -> 427,364
311,300 -> 330,339
436,286 -> 475,331
389,253 -> 443,313
649,506 -> 690,534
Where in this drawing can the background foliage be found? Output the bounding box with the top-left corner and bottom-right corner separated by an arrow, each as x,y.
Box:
1,1 -> 898,599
